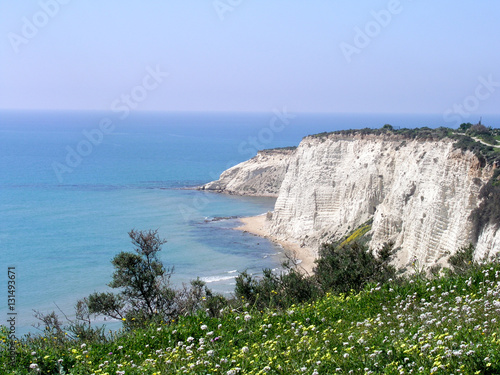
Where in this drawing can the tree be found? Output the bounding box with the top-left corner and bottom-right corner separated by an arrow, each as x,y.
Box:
83,229 -> 177,329
458,122 -> 473,133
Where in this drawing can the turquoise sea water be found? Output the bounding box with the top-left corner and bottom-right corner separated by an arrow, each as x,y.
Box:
1,111 -> 498,335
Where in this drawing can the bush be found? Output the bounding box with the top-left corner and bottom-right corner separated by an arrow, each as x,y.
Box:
314,241 -> 396,294
448,243 -> 477,275
235,265 -> 320,311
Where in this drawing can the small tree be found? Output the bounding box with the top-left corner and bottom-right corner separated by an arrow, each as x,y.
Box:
83,229 -> 177,329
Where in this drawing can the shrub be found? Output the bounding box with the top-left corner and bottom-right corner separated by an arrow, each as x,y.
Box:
234,265 -> 320,311
448,243 -> 477,275
314,241 -> 396,294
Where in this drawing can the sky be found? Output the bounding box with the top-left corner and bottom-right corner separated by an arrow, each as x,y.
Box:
0,0 -> 499,115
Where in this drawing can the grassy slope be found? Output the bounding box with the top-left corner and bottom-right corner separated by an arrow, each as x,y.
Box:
2,262 -> 500,374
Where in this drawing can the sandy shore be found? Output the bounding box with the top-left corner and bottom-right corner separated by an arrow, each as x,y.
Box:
235,215 -> 316,275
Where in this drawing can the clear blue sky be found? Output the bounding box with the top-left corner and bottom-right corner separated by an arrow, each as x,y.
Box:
1,0 -> 499,114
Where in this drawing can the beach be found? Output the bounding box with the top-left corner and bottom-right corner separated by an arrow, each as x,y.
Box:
235,214 -> 316,275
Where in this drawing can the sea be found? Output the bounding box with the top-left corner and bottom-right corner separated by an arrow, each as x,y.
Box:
1,110 -> 498,336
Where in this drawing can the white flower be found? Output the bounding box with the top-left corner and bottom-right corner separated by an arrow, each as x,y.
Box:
241,346 -> 249,353
207,350 -> 214,357
187,336 -> 195,343
244,314 -> 251,322
201,324 -> 208,330
343,353 -> 349,358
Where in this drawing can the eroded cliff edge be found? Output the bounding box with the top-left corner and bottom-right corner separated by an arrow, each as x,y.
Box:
199,148 -> 295,197
202,132 -> 500,268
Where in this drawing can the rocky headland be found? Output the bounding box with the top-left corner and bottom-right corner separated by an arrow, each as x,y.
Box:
201,128 -> 500,271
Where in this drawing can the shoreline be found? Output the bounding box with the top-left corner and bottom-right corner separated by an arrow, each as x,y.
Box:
235,214 -> 316,275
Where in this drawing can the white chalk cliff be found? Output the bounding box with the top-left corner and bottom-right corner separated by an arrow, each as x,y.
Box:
204,133 -> 500,268
199,148 -> 295,197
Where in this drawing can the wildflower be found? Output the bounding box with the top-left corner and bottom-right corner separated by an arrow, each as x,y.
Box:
241,346 -> 249,353
201,324 -> 208,330
207,350 -> 214,357
244,314 -> 252,322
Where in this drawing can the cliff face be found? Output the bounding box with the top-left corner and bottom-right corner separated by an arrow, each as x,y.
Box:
203,134 -> 500,267
199,148 -> 295,197
270,134 -> 499,267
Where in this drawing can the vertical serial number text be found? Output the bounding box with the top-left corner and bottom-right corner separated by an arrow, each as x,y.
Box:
7,266 -> 17,365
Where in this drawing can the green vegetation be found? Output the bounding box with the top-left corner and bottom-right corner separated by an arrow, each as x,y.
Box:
2,241 -> 500,374
339,221 -> 372,248
260,146 -> 298,152
84,230 -> 177,330
308,123 -> 500,165
308,126 -> 455,142
315,241 -> 396,296
3,123 -> 500,373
